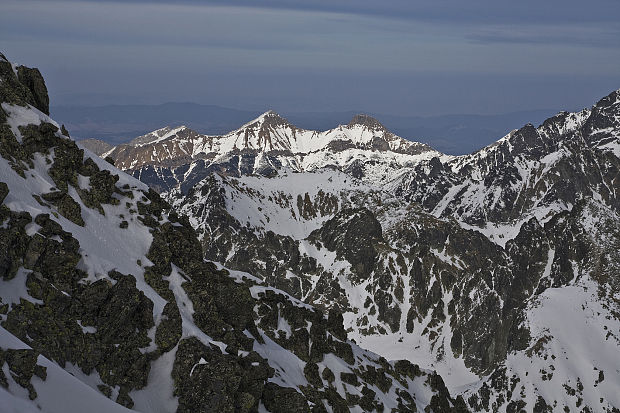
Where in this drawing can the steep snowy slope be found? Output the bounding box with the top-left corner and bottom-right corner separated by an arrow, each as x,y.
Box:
0,53 -> 463,412
93,111 -> 444,192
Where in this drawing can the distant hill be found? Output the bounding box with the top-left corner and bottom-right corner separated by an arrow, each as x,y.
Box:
52,103 -> 555,155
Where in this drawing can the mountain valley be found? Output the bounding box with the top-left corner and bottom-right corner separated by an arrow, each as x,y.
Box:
2,52 -> 620,413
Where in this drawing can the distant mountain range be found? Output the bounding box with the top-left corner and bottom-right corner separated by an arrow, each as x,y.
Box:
83,111 -> 443,193
51,103 -> 556,155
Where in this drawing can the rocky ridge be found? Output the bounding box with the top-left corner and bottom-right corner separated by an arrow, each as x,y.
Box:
394,92 -> 620,245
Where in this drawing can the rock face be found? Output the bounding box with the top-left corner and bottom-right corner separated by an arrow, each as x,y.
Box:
15,66 -> 49,116
163,88 -> 620,412
0,52 -> 49,116
0,53 -> 462,412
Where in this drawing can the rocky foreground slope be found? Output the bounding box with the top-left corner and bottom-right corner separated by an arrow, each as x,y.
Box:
0,54 -> 467,412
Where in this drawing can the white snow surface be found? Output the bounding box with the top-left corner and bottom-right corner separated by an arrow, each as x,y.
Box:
221,169 -> 371,239
462,277 -> 620,411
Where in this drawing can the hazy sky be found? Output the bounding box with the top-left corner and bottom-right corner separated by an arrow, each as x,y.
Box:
1,0 -> 619,115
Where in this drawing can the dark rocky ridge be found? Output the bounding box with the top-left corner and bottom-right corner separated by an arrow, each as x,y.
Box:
0,52 -> 49,116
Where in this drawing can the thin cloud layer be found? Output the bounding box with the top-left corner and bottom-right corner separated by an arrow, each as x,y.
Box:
55,0 -> 620,25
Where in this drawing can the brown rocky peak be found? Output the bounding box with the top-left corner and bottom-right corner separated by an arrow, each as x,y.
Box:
347,114 -> 387,132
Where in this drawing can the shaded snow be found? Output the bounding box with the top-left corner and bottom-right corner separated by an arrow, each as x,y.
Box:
0,327 -> 133,413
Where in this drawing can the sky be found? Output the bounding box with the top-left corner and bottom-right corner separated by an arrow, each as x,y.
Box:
1,0 -> 619,116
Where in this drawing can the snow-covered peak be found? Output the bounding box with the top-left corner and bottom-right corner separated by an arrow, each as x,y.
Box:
207,110 -> 303,154
129,125 -> 195,147
232,110 -> 297,135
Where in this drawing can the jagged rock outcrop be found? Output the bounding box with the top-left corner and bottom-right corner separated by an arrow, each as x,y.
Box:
0,53 -> 49,116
